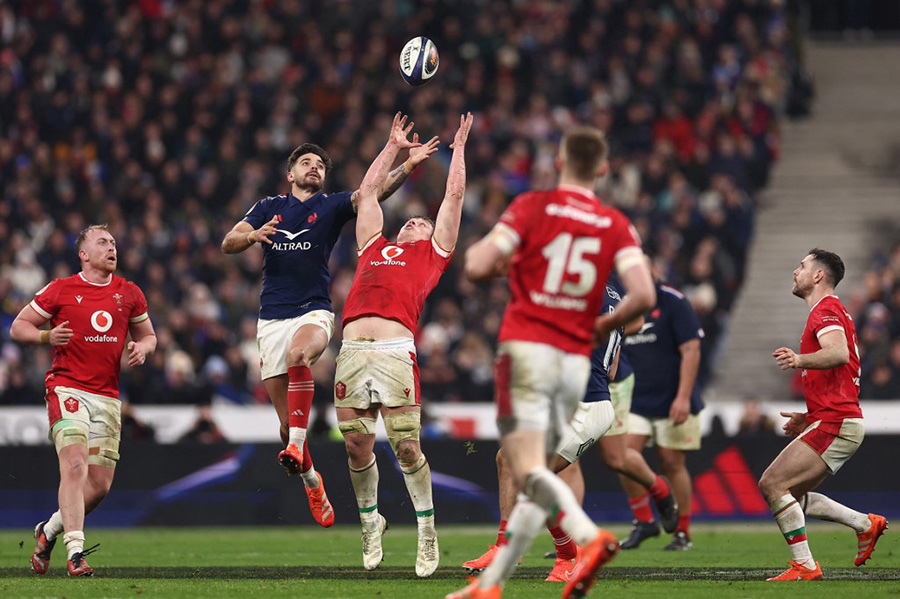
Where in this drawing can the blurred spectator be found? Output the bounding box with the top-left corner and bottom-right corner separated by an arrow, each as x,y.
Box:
178,405 -> 226,444
737,398 -> 777,436
0,0 -> 806,408
853,243 -> 900,399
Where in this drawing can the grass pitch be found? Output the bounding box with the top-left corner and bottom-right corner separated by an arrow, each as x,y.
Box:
1,523 -> 897,598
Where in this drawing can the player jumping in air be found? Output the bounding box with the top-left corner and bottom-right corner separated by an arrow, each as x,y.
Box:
335,112 -> 472,577
221,125 -> 438,527
12,225 -> 158,576
449,125 -> 656,599
761,249 -> 888,581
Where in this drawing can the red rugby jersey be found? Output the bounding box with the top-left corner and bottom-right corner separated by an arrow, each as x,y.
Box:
497,185 -> 641,356
31,273 -> 150,398
342,235 -> 452,334
800,295 -> 862,423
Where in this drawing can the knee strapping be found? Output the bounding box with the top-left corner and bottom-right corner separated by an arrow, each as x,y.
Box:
400,454 -> 427,475
53,424 -> 88,452
338,417 -> 377,436
383,411 -> 421,459
87,437 -> 120,469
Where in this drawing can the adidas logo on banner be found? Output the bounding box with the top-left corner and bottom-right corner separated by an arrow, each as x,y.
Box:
691,446 -> 770,516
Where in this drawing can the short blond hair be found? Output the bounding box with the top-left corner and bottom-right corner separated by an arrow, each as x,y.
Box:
561,126 -> 608,180
75,224 -> 110,253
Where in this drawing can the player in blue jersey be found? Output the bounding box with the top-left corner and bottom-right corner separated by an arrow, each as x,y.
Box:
618,277 -> 703,551
221,123 -> 439,526
463,282 -> 677,580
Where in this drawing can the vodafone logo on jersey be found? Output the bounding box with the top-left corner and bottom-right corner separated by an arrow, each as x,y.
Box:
370,245 -> 407,266
382,246 -> 404,260
85,310 -> 118,343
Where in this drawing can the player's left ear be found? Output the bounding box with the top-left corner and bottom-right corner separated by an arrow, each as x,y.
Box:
597,159 -> 609,178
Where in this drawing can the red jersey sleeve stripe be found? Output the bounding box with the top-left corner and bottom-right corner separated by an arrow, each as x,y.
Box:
816,324 -> 843,338
357,231 -> 382,256
431,237 -> 453,258
30,300 -> 52,320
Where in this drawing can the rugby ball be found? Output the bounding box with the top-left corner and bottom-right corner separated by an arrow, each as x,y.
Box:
399,37 -> 439,87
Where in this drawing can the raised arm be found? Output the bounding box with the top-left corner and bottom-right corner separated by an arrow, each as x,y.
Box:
351,126 -> 439,212
433,113 -> 473,253
356,113 -> 420,249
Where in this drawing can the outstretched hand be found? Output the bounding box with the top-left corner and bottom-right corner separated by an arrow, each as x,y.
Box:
408,134 -> 440,167
389,112 -> 422,150
450,112 -> 474,149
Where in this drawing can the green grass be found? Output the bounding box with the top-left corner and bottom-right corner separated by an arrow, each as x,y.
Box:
0,523 -> 897,598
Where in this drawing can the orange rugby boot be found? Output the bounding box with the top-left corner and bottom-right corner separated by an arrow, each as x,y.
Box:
277,443 -> 303,475
30,521 -> 56,575
545,555 -> 578,582
854,513 -> 888,567
67,552 -> 95,577
562,530 -> 619,599
445,579 -> 502,599
305,471 -> 335,528
766,561 -> 823,581
463,545 -> 500,573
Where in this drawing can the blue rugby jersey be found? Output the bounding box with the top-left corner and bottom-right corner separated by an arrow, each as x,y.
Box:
607,273 -> 634,383
583,285 -> 626,403
623,283 -> 704,418
243,191 -> 355,320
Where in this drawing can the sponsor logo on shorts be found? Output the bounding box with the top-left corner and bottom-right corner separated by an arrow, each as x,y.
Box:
64,397 -> 79,413
576,439 -> 595,458
403,387 -> 411,398
335,381 -> 346,400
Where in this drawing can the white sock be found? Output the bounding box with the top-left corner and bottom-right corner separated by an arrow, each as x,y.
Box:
350,456 -> 380,531
803,492 -> 870,533
523,467 -> 598,546
63,531 -> 85,559
288,427 -> 307,450
401,455 -> 435,529
771,494 -> 815,569
44,511 -> 64,542
300,466 -> 319,489
479,497 -> 546,589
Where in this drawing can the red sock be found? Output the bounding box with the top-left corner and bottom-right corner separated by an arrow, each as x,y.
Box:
287,365 -> 314,430
548,525 -> 577,561
496,519 -> 507,546
628,493 -> 654,523
301,437 -> 314,472
677,514 -> 691,535
648,475 -> 670,500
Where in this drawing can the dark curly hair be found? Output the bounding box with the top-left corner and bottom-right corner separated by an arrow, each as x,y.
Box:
287,143 -> 333,173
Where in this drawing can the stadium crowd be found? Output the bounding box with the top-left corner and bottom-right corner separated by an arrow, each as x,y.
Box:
850,242 -> 900,400
0,1 -> 808,417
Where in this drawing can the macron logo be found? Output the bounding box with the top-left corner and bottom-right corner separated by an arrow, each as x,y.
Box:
76,295 -> 83,304
275,228 -> 311,241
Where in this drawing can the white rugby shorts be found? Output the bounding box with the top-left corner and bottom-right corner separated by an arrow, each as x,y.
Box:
495,340 -> 591,454
334,338 -> 420,409
257,310 -> 335,380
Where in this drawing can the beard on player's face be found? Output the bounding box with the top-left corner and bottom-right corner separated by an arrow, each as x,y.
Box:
296,172 -> 324,192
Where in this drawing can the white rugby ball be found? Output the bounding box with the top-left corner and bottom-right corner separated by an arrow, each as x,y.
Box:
399,37 -> 439,87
